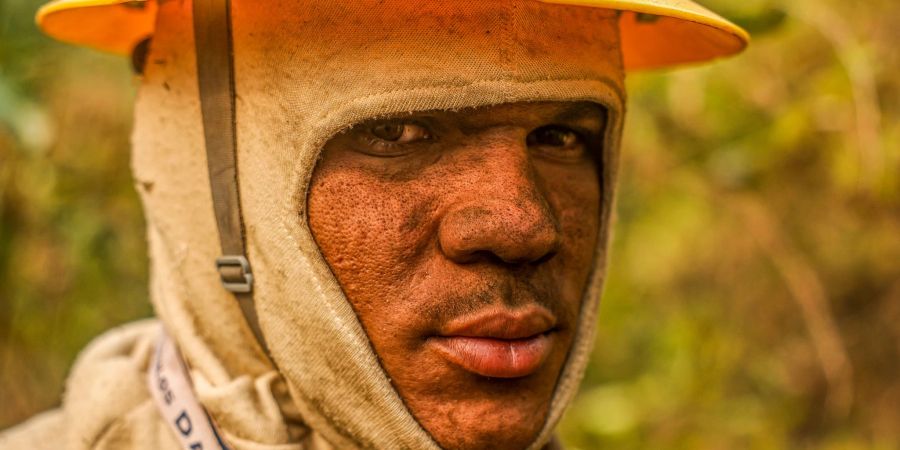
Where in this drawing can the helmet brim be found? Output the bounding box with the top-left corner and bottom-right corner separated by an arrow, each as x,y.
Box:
36,0 -> 748,70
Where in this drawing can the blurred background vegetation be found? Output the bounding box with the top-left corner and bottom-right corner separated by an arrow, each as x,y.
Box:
1,0 -> 898,448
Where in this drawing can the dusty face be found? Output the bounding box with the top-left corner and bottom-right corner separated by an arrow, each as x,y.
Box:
307,101 -> 604,450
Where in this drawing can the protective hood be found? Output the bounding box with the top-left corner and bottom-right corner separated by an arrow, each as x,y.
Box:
135,1 -> 624,448
127,0 -> 628,448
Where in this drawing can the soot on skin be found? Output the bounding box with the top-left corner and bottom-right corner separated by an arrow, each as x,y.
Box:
307,101 -> 606,450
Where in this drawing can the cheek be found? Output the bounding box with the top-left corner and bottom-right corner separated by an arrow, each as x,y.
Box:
539,163 -> 602,298
307,163 -> 438,319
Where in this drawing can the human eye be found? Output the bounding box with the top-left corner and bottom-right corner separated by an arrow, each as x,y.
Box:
526,125 -> 587,162
359,120 -> 432,156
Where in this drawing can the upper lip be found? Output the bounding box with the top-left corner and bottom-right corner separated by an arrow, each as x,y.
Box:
437,305 -> 557,340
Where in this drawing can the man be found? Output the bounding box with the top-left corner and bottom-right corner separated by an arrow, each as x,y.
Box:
1,0 -> 747,449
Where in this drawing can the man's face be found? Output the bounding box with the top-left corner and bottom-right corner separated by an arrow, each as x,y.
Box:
308,101 -> 604,450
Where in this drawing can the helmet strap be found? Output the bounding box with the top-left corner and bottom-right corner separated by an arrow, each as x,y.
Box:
192,0 -> 269,355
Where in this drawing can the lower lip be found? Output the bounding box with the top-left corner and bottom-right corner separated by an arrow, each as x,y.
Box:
429,334 -> 554,378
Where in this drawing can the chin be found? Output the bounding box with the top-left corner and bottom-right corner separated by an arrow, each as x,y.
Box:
390,328 -> 571,450
431,408 -> 548,450
412,376 -> 554,450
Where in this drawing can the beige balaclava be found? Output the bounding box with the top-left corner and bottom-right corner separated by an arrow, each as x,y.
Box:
1,1 -> 626,449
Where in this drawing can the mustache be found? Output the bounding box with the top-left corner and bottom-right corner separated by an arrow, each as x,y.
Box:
417,278 -> 570,328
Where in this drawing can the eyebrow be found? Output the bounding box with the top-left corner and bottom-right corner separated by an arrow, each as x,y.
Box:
552,103 -> 607,134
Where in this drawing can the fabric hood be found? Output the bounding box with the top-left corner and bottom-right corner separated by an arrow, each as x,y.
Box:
126,1 -> 627,448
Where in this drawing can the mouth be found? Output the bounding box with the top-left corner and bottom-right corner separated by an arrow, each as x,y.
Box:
428,305 -> 557,379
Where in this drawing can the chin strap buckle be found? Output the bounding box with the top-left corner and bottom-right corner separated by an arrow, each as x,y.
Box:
216,255 -> 253,293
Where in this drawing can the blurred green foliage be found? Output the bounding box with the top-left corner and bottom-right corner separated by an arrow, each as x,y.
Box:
560,0 -> 900,448
1,0 -> 151,427
1,0 -> 898,448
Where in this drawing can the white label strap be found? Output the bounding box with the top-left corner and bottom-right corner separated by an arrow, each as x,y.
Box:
149,331 -> 230,450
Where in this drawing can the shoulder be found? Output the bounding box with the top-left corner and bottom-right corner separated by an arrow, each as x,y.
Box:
0,409 -> 67,449
65,319 -> 165,448
0,319 -> 177,450
69,318 -> 161,373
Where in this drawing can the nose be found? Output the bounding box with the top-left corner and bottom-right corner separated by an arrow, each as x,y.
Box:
438,133 -> 562,265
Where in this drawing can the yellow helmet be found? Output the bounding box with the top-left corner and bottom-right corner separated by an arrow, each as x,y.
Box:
36,0 -> 748,70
